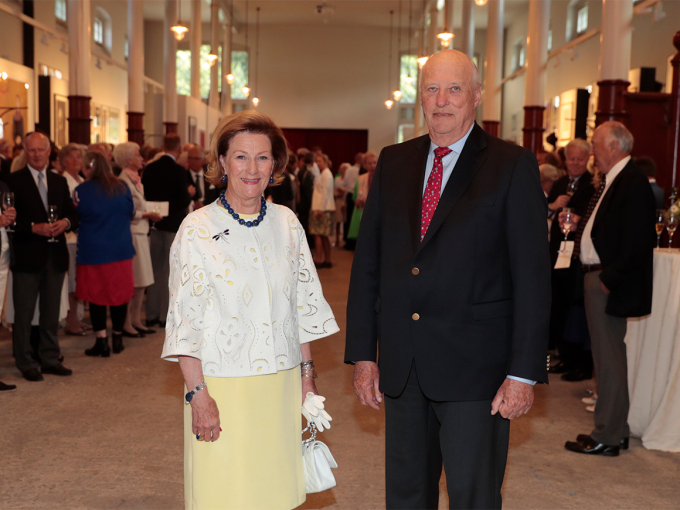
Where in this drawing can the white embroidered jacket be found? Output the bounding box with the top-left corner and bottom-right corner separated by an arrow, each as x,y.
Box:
161,202 -> 340,377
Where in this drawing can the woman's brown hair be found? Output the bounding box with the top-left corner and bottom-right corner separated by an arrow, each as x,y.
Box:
84,151 -> 126,196
205,110 -> 289,188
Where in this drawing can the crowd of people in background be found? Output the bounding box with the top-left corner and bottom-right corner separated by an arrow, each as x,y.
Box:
0,131 -> 372,392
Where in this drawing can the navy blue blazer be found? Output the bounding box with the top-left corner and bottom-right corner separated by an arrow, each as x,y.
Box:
74,180 -> 135,265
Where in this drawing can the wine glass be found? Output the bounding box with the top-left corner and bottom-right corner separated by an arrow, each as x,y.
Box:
655,209 -> 665,249
566,180 -> 577,198
2,191 -> 15,233
666,213 -> 678,252
558,208 -> 574,254
47,204 -> 58,243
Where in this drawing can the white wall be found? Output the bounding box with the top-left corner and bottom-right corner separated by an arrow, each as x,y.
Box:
252,23 -> 400,153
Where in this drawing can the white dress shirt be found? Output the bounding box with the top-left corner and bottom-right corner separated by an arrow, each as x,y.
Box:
190,169 -> 205,199
422,123 -> 475,195
161,202 -> 340,377
579,156 -> 631,266
28,164 -> 49,193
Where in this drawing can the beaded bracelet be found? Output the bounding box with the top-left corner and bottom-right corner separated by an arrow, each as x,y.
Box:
301,360 -> 317,379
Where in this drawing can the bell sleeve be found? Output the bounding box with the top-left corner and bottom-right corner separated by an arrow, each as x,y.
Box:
161,225 -> 212,362
296,222 -> 340,344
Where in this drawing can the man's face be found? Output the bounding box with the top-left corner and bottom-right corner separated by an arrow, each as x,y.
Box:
187,149 -> 204,172
421,51 -> 481,143
25,134 -> 51,170
590,127 -> 616,174
364,154 -> 378,173
564,146 -> 589,178
64,149 -> 83,174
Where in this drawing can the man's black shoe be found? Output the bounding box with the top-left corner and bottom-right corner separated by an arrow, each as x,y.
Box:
22,368 -> 44,382
577,434 -> 628,450
41,364 -> 73,376
565,436 -> 620,456
0,381 -> 17,392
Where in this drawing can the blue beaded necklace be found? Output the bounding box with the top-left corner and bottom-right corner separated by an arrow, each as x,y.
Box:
219,189 -> 267,227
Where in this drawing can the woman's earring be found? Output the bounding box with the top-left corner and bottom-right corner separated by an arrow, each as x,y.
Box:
269,174 -> 274,184
221,175 -> 227,183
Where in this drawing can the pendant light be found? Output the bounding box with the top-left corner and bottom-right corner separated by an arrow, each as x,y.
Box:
385,10 -> 395,110
393,0 -> 402,102
437,0 -> 454,47
171,0 -> 189,41
417,0 -> 428,68
475,0 -> 488,6
226,0 -> 235,84
251,6 -> 260,106
242,0 -> 250,97
404,0 -> 414,85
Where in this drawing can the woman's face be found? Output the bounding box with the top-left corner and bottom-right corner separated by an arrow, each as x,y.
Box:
130,148 -> 144,171
219,132 -> 273,206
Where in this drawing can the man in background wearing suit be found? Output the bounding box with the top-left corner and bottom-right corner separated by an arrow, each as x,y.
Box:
635,156 -> 664,209
9,132 -> 79,381
563,122 -> 655,456
187,146 -> 219,209
345,50 -> 551,509
547,139 -> 596,381
0,139 -> 12,181
142,134 -> 191,327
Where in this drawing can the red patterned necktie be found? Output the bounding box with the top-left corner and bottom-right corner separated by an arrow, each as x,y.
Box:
421,146 -> 452,241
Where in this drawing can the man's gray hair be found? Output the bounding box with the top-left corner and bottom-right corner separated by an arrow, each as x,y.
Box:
113,142 -> 140,169
58,143 -> 84,165
603,121 -> 634,154
565,138 -> 591,154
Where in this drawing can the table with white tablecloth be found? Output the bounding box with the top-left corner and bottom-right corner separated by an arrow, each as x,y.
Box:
625,248 -> 680,452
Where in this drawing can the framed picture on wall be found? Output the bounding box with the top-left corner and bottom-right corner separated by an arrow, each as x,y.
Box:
54,94 -> 68,147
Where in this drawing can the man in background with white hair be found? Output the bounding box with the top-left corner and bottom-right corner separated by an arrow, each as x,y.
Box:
561,121 -> 655,456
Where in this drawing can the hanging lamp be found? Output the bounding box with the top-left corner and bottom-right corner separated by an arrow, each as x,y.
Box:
171,0 -> 189,41
386,10 -> 395,109
242,0 -> 250,97
251,6 -> 260,106
226,0 -> 235,84
404,0 -> 414,85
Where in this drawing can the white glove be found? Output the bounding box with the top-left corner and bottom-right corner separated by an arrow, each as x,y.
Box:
302,392 -> 332,432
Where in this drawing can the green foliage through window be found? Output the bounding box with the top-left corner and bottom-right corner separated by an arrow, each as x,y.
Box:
231,51 -> 249,100
177,48 -> 248,101
400,55 -> 418,104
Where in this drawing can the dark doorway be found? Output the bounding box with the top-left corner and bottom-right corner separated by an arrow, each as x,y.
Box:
281,128 -> 368,170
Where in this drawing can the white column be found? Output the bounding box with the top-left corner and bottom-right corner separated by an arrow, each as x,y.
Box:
221,23 -> 232,115
190,0 -> 202,99
414,32 -> 424,137
127,0 -> 144,113
428,3 -> 439,55
208,1 -> 220,109
164,0 -> 178,125
524,0 -> 550,106
461,0 -> 475,58
483,0 -> 503,123
599,0 -> 633,81
67,0 -> 91,97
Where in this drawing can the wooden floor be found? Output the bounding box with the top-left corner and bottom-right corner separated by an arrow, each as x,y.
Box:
0,246 -> 679,509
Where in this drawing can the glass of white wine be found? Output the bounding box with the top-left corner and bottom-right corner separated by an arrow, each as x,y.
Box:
655,209 -> 665,249
559,208 -> 574,254
666,213 -> 678,252
566,180 -> 577,198
47,204 -> 59,243
2,191 -> 15,233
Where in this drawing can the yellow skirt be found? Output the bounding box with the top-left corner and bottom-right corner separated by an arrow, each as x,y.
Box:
184,368 -> 305,510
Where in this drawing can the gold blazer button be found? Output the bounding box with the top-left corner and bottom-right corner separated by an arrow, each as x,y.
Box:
412,313 -> 420,321
412,268 -> 420,275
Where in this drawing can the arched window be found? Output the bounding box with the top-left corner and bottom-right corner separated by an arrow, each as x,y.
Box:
93,7 -> 113,54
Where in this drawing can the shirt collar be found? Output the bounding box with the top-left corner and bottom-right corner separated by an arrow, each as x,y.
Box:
603,155 -> 630,185
165,153 -> 176,162
27,164 -> 48,176
191,169 -> 203,178
428,122 -> 475,156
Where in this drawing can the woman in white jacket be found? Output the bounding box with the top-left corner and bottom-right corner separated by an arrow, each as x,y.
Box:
162,111 -> 339,510
309,153 -> 336,268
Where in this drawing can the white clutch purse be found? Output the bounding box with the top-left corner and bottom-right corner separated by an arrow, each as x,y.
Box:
301,421 -> 338,494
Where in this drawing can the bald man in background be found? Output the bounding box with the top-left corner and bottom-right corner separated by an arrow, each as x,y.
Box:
345,50 -> 551,509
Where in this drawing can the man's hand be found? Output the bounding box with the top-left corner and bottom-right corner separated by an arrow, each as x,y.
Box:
32,222 -> 53,237
352,361 -> 382,410
549,195 -> 570,211
188,184 -> 196,197
558,211 -> 581,233
50,219 -> 69,237
600,281 -> 611,295
491,378 -> 534,420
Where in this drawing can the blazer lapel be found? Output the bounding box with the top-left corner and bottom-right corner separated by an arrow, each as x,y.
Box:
406,135 -> 433,252
417,123 -> 488,253
592,161 -> 631,231
46,171 -> 60,210
20,168 -> 48,219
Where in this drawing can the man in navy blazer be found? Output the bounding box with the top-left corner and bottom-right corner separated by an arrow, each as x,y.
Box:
345,51 -> 551,509
8,132 -> 79,381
